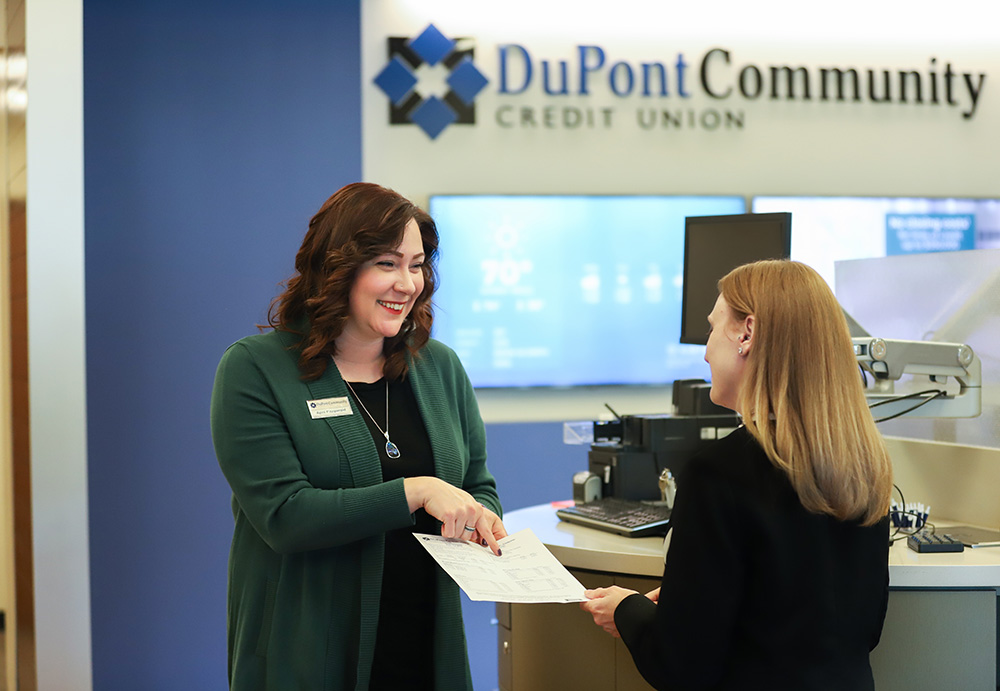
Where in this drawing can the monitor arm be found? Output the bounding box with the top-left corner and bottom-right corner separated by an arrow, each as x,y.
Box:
853,337 -> 982,419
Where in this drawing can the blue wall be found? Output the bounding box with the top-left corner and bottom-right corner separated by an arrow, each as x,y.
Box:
84,0 -> 362,687
83,2 -> 587,688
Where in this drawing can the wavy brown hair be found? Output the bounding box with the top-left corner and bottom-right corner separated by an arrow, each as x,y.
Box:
719,260 -> 892,526
267,182 -> 439,381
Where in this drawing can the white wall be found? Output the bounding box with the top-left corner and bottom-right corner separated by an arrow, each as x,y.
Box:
25,0 -> 91,688
363,0 -> 1000,198
887,436 -> 1000,529
361,0 -> 1000,422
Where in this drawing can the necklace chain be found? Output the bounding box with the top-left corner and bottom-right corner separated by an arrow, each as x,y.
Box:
343,378 -> 401,459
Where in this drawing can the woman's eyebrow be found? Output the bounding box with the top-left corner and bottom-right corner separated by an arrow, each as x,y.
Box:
383,249 -> 425,259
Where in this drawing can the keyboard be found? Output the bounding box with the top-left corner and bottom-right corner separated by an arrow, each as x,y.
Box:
556,497 -> 671,538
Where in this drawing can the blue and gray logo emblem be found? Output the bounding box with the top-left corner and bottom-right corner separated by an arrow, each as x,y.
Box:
373,24 -> 489,140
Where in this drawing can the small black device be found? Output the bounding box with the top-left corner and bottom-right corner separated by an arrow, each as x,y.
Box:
589,411 -> 740,501
572,470 -> 602,504
680,212 -> 792,346
556,497 -> 671,538
907,532 -> 965,553
672,378 -> 730,416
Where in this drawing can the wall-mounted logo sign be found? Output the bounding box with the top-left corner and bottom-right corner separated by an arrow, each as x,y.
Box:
374,24 -> 489,140
373,23 -> 988,142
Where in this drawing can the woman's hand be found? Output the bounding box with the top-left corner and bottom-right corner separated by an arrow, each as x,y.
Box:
470,506 -> 507,556
579,586 -> 638,638
404,477 -> 503,555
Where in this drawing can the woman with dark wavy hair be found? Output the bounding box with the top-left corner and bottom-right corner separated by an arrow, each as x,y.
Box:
211,182 -> 506,690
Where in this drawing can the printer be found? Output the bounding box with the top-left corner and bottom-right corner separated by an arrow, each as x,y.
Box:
588,380 -> 740,501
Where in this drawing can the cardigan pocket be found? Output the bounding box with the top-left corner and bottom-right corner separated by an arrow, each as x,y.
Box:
255,578 -> 277,657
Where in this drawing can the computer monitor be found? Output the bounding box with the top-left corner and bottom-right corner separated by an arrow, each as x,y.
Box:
680,213 -> 792,346
429,194 -> 747,387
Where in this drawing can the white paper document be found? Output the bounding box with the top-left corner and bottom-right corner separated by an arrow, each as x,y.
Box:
414,528 -> 587,603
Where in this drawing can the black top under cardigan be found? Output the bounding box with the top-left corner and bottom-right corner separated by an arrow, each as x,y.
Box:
615,426 -> 890,691
347,377 -> 438,690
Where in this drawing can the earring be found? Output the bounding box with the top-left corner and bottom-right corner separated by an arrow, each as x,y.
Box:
738,346 -> 743,355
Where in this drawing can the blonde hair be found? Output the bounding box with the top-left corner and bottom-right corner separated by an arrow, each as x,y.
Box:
719,260 -> 892,526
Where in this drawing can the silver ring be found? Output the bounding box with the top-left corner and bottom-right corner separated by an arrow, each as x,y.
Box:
463,525 -> 476,532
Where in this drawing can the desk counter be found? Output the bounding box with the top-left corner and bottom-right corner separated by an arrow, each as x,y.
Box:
504,502 -> 1000,587
498,503 -> 1000,691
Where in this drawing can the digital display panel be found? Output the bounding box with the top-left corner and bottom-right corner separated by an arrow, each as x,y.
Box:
751,196 -> 1000,290
429,195 -> 746,388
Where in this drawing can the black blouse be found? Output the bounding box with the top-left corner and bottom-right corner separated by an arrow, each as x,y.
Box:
346,376 -> 438,690
615,426 -> 890,691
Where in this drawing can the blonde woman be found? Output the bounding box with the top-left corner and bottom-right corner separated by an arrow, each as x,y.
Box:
582,260 -> 892,691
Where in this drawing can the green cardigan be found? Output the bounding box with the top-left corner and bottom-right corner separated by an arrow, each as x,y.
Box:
210,330 -> 501,690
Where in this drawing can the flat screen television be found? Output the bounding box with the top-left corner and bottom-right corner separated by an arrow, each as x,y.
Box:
680,213 -> 792,346
428,194 -> 747,388
751,196 -> 1000,290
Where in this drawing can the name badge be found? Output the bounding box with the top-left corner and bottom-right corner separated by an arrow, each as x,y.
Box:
307,396 -> 353,419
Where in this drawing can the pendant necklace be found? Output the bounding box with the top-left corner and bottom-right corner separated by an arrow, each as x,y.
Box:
343,379 -> 401,459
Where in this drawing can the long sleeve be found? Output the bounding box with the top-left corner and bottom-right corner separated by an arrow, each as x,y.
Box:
613,427 -> 889,691
211,337 -> 414,554
615,455 -> 745,690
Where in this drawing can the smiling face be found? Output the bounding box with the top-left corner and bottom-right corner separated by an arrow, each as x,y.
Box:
704,294 -> 750,412
344,218 -> 425,344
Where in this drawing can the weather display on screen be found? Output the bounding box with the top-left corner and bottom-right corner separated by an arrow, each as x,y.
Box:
751,196 -> 1000,290
429,195 -> 746,388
